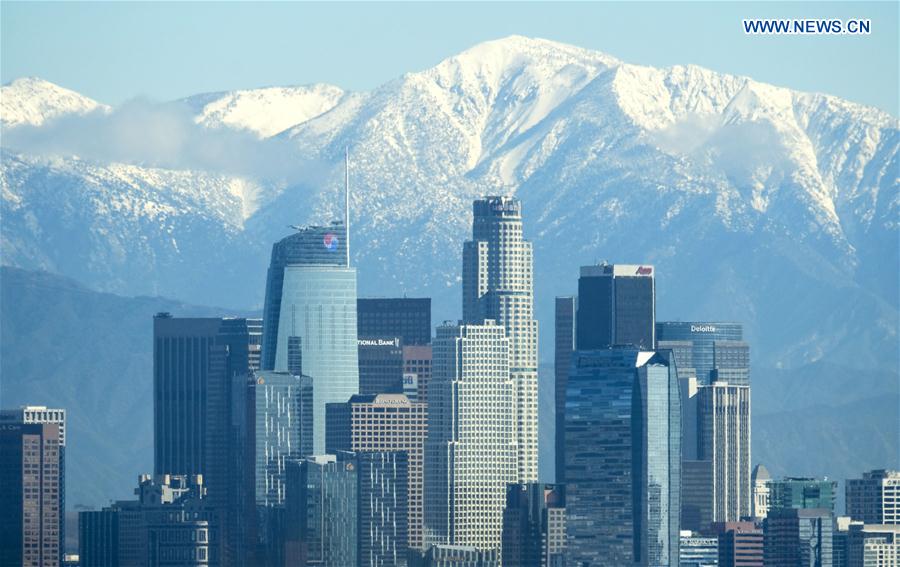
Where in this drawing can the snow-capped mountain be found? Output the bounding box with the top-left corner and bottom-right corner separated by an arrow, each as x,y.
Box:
183,84 -> 347,138
1,77 -> 110,128
1,35 -> 897,371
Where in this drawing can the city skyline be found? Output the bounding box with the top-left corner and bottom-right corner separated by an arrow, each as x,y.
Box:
1,4 -> 896,563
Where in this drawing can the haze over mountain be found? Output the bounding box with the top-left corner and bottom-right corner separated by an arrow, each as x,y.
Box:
1,36 -> 897,500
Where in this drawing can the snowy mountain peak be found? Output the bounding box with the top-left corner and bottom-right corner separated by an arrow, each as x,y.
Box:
184,84 -> 347,138
1,77 -> 109,129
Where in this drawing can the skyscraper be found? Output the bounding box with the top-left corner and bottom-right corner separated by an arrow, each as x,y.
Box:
554,296 -> 575,485
846,469 -> 900,525
153,314 -> 258,565
285,454 -> 358,566
357,297 -> 432,346
326,393 -> 427,551
576,263 -> 656,350
564,347 -> 681,566
425,321 -> 515,552
261,222 -> 359,454
462,196 -> 538,483
698,383 -> 752,524
357,336 -> 405,395
0,406 -> 67,560
656,322 -> 746,385
501,483 -> 566,567
0,422 -> 62,567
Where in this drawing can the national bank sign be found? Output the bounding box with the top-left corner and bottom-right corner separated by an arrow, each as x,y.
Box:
358,337 -> 401,348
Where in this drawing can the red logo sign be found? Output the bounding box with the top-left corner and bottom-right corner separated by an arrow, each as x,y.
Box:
636,266 -> 653,275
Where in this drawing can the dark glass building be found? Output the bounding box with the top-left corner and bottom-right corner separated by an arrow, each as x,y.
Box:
576,264 -> 655,350
285,454 -> 358,566
501,483 -> 566,567
564,347 -> 681,566
153,314 -> 258,564
357,297 -> 432,346
656,322 -> 746,385
357,452 -> 409,566
554,296 -> 575,485
0,422 -> 62,567
763,508 -> 833,567
79,509 -> 119,567
358,336 -> 405,395
769,478 -> 837,512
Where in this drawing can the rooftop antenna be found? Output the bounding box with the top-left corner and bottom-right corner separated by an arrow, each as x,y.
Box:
345,146 -> 350,268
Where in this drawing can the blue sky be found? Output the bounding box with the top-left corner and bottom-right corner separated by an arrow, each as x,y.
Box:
2,2 -> 897,115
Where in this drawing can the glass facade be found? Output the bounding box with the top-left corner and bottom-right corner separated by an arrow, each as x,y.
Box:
564,347 -> 681,566
656,323 -> 745,385
576,264 -> 656,350
554,296 -> 575,485
357,298 -> 432,346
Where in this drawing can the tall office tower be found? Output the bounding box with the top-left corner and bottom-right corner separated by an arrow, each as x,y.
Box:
554,296 -> 576,484
763,508 -> 833,566
682,459 -> 715,535
501,483 -> 566,567
565,348 -> 681,566
357,451 -> 409,566
769,478 -> 837,511
656,323 -> 747,385
326,393 -> 427,551
0,422 -> 62,567
153,314 -> 257,565
846,523 -> 900,567
752,465 -> 771,519
1,406 -> 67,559
285,454 -> 358,566
576,263 -> 656,350
425,321 -> 514,552
679,531 -> 719,566
462,196 -> 539,483
713,522 -> 763,567
698,383 -> 751,524
846,470 -> 900,525
358,336 -> 405,395
244,370 -> 313,562
357,297 -> 432,346
403,345 -> 432,404
261,222 -> 359,454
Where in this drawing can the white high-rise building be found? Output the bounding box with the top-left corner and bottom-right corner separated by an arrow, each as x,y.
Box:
698,382 -> 752,523
424,321 -> 515,551
462,196 -> 538,483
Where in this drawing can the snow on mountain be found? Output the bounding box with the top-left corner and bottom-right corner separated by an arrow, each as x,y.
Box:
183,84 -> 347,138
1,77 -> 109,129
1,35 -> 897,369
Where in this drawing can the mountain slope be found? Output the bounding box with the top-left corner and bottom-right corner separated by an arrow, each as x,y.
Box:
0,267 -> 257,507
1,77 -> 109,129
183,84 -> 347,138
1,37 -> 897,490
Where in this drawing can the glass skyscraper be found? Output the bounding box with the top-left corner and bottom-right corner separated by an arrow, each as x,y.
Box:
261,222 -> 359,454
576,264 -> 656,350
462,196 -> 539,483
656,322 -> 747,385
554,296 -> 575,485
564,347 -> 681,566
